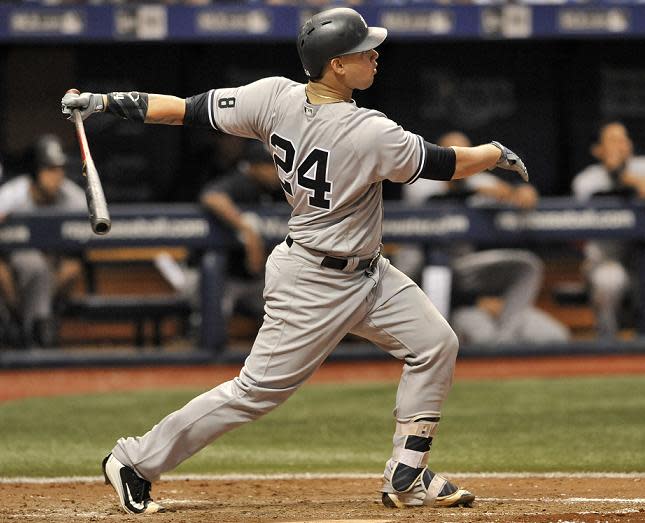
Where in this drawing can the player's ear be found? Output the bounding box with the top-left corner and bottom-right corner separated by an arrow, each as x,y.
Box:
590,142 -> 602,161
329,57 -> 345,76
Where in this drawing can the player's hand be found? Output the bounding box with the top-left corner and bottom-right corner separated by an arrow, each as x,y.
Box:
491,141 -> 529,182
510,185 -> 539,209
241,227 -> 266,276
61,92 -> 104,121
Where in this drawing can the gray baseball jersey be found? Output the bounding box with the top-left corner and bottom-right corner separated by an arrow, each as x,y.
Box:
112,76 -> 459,488
210,76 -> 425,257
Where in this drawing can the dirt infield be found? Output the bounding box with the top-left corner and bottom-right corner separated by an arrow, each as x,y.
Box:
2,353 -> 645,522
2,475 -> 645,522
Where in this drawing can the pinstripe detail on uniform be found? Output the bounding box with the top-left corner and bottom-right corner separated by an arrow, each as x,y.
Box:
405,135 -> 426,185
207,89 -> 218,130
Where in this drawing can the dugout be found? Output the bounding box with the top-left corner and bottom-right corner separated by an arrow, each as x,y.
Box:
1,3 -> 645,361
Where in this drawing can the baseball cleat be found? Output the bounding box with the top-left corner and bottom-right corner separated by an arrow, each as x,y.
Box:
382,485 -> 475,508
102,453 -> 165,514
432,486 -> 476,508
381,461 -> 475,509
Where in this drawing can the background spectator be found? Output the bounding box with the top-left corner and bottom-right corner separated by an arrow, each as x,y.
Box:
571,121 -> 645,338
0,134 -> 86,348
396,131 -> 569,345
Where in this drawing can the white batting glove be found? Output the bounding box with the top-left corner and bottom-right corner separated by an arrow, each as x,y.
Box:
491,141 -> 529,182
61,92 -> 104,121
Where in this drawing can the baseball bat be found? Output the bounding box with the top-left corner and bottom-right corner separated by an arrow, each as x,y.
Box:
66,88 -> 111,235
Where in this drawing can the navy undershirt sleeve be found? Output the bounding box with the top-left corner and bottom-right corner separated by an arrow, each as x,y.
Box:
184,91 -> 215,129
418,141 -> 456,181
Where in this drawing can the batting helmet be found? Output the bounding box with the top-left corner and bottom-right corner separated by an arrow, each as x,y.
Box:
297,8 -> 387,80
34,134 -> 67,169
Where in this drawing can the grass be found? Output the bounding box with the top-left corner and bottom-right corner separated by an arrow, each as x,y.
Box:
0,376 -> 644,477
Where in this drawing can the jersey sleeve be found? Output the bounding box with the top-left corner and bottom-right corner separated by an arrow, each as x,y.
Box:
355,113 -> 426,185
205,77 -> 295,143
571,166 -> 606,201
0,178 -> 28,216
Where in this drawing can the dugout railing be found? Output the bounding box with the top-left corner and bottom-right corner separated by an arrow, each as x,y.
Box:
1,196 -> 645,367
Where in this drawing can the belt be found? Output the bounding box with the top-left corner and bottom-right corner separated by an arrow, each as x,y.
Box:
286,236 -> 377,272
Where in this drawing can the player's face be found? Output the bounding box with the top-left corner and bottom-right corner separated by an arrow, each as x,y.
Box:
338,49 -> 379,90
596,123 -> 633,166
35,166 -> 65,202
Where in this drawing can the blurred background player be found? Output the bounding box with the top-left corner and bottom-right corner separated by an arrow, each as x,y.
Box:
0,134 -> 86,348
397,131 -> 569,345
571,121 -> 645,339
200,140 -> 284,331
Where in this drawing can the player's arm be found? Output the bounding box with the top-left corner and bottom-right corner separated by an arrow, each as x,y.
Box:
451,142 -> 529,182
61,91 -> 186,125
201,190 -> 265,275
451,144 -> 503,179
409,141 -> 528,186
201,191 -> 252,234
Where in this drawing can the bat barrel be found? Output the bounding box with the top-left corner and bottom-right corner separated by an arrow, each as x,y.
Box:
92,218 -> 111,235
83,154 -> 111,235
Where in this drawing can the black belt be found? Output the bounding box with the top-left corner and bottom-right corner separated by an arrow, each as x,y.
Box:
286,236 -> 376,272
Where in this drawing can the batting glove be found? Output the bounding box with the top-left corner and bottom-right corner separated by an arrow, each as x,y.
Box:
491,141 -> 529,182
61,92 -> 104,121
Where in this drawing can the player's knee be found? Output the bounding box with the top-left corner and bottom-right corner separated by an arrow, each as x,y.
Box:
443,327 -> 459,360
417,323 -> 459,366
232,374 -> 297,413
590,261 -> 628,303
16,252 -> 49,281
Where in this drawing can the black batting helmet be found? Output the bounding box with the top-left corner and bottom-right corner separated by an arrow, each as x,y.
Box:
34,134 -> 67,169
26,134 -> 67,179
297,8 -> 387,80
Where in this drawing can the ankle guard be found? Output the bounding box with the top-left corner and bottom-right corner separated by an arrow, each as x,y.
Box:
385,416 -> 439,493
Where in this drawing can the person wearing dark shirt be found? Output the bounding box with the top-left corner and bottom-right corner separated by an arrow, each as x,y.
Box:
200,140 -> 284,323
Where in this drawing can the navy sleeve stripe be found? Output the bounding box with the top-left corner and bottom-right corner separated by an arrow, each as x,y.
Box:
405,135 -> 426,185
207,89 -> 218,130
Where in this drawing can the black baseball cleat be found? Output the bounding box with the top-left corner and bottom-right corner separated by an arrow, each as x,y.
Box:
102,453 -> 165,514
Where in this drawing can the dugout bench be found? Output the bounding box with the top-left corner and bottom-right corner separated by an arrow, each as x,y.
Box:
2,198 -> 645,354
60,247 -> 193,348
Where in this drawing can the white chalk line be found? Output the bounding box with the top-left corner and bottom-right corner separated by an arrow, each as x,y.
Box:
478,497 -> 645,504
2,471 -> 645,484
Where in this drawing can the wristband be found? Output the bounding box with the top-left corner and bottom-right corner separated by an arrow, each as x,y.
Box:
106,92 -> 149,122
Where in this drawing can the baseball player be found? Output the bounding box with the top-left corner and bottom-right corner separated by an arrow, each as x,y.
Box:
61,7 -> 528,514
0,134 -> 86,348
572,121 -> 645,338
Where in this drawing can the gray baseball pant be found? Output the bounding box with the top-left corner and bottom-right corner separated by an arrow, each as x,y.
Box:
112,240 -> 459,482
10,250 -> 53,332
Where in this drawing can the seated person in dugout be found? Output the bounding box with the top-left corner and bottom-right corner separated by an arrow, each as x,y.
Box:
571,120 -> 645,339
396,131 -> 570,345
200,140 -> 285,327
0,134 -> 86,348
